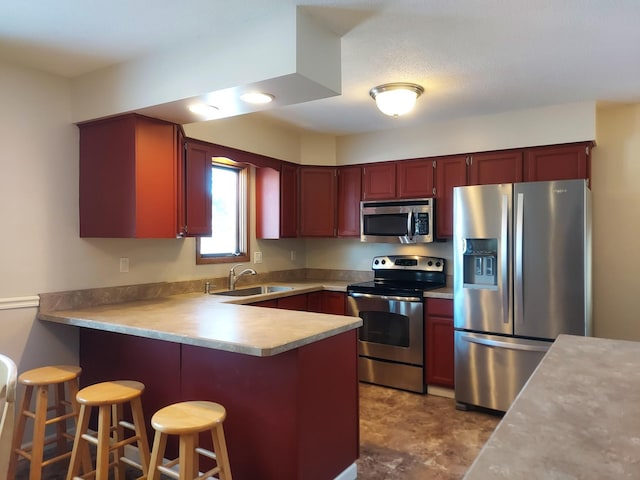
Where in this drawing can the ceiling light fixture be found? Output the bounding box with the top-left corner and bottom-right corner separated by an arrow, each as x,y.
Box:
369,82 -> 424,117
240,92 -> 274,104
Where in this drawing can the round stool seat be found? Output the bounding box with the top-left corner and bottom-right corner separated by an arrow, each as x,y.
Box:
152,401 -> 226,435
76,380 -> 145,405
18,365 -> 81,386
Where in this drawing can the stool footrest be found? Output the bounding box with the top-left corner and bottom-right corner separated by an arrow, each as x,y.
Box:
195,446 -> 217,460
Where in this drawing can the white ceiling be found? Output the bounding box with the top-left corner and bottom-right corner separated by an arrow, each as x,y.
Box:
2,0 -> 640,136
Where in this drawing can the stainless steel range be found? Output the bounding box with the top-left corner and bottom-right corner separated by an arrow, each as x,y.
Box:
347,255 -> 446,393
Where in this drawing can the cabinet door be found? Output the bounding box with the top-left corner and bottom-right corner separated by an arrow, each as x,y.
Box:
396,158 -> 434,198
434,156 -> 468,238
425,298 -> 454,388
524,143 -> 591,184
277,294 -> 308,311
337,166 -> 362,237
468,150 -> 523,186
321,291 -> 347,315
300,167 -> 337,237
182,140 -> 213,237
362,162 -> 396,200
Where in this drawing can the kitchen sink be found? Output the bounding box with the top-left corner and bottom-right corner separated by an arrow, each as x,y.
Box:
211,285 -> 295,297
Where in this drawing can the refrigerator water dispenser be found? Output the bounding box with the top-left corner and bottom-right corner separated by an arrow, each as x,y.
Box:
462,238 -> 497,287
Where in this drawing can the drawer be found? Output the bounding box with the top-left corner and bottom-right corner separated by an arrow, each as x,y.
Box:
426,298 -> 453,317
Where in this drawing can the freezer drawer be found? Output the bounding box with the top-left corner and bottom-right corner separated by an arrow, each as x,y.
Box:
454,331 -> 550,412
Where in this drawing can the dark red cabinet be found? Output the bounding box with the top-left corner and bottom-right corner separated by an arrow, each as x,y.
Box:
337,165 -> 362,237
80,114 -> 212,238
468,150 -> 523,185
425,298 -> 454,389
362,162 -> 396,200
434,156 -> 468,238
396,158 -> 435,198
299,167 -> 337,237
256,162 -> 299,239
524,142 -> 592,184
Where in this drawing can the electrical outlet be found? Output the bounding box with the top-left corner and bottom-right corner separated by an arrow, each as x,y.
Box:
290,250 -> 296,261
119,257 -> 130,273
254,251 -> 263,264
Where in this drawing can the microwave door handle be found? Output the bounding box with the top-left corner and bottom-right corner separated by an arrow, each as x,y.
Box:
407,210 -> 414,236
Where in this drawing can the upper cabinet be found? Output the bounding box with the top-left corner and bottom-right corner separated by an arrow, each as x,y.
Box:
467,150 -> 523,185
362,162 -> 396,200
337,165 -> 362,237
180,139 -> 213,237
434,156 -> 468,238
524,142 -> 592,184
299,166 -> 337,237
256,162 -> 299,239
79,114 -> 211,238
396,158 -> 435,198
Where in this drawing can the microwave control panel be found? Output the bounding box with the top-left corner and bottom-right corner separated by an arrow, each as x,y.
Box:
413,212 -> 431,235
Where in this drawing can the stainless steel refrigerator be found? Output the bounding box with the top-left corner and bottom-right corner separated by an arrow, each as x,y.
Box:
453,179 -> 591,412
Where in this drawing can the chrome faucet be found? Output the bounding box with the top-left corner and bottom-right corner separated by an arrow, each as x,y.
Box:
229,264 -> 257,290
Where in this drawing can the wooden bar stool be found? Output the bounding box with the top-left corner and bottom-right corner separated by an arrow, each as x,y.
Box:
67,380 -> 151,480
7,365 -> 83,480
148,401 -> 232,480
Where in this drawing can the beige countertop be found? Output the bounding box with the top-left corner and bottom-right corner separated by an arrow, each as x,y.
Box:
38,282 -> 361,357
464,334 -> 640,479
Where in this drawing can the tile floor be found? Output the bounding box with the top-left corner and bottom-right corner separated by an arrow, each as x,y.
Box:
16,383 -> 500,479
357,383 -> 501,479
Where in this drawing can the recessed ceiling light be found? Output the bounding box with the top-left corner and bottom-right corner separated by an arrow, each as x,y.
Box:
240,92 -> 274,104
188,104 -> 220,118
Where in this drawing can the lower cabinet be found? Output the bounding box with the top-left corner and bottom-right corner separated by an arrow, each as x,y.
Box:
253,291 -> 347,314
425,298 -> 454,389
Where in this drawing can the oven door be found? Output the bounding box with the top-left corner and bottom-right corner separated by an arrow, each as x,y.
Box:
348,292 -> 424,366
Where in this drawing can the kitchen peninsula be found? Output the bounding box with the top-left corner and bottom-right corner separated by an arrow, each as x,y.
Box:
38,287 -> 362,480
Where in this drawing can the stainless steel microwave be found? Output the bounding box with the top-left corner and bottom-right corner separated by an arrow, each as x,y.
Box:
360,198 -> 435,243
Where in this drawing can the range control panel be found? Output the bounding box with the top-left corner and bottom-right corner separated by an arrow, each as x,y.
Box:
372,255 -> 445,272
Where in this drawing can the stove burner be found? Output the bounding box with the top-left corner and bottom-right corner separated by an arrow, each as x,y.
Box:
348,255 -> 446,296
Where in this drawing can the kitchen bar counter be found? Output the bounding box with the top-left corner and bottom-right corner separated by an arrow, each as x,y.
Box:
38,283 -> 361,480
464,334 -> 640,479
38,287 -> 361,356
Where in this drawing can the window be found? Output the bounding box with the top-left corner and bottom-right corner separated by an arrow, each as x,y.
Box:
196,158 -> 249,264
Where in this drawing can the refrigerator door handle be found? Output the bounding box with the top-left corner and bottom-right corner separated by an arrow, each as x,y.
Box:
515,192 -> 524,325
501,194 -> 509,323
460,334 -> 550,353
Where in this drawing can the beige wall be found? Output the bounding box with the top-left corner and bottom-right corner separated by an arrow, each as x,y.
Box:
592,104 -> 640,340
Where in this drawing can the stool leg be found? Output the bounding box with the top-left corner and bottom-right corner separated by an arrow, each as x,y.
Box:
28,384 -> 49,480
112,403 -> 126,480
147,431 -> 167,480
7,385 -> 33,479
130,396 -> 150,476
95,404 -> 112,480
211,424 -> 233,480
66,377 -> 92,473
67,404 -> 91,480
180,433 -> 198,480
55,382 -> 67,454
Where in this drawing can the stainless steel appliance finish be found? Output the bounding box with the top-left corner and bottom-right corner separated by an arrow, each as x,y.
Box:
352,292 -> 425,392
360,198 -> 434,243
347,255 -> 446,393
453,179 -> 591,412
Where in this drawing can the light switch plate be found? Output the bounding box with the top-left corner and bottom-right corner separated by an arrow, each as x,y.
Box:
254,251 -> 263,264
119,257 -> 129,273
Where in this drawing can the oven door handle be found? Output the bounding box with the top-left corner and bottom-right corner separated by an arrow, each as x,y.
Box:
348,292 -> 423,303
